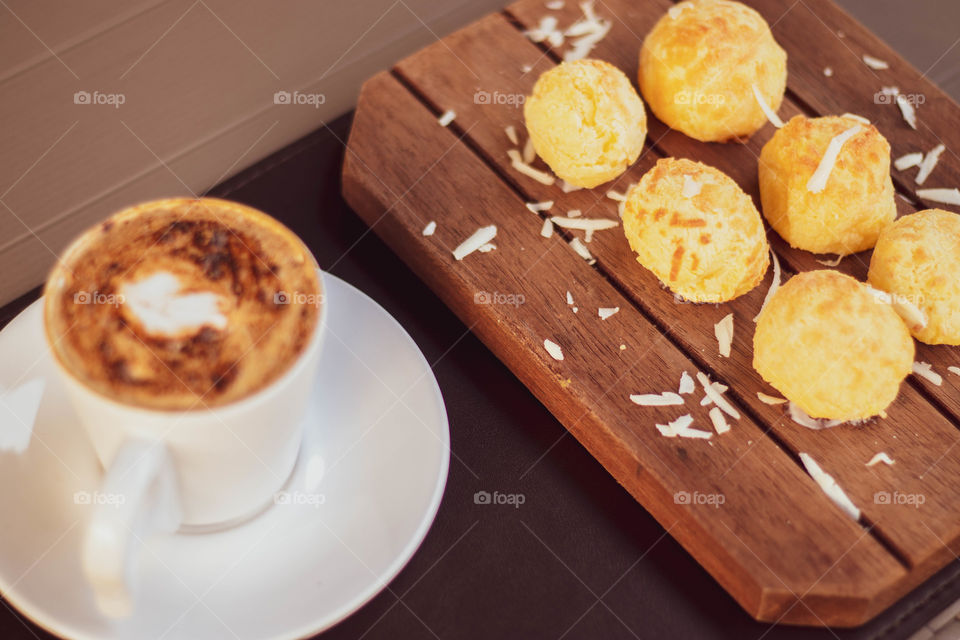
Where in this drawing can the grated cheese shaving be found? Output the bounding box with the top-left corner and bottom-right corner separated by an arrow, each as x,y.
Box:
917,188 -> 960,206
560,180 -> 582,193
545,0 -> 564,9
678,371 -> 695,395
437,110 -> 456,127
915,144 -> 945,185
477,243 -> 496,253
753,249 -> 781,322
806,125 -> 862,193
696,372 -> 739,419
912,361 -> 943,386
949,366 -> 960,377
788,402 -> 842,430
682,174 -> 702,198
606,189 -> 627,202
894,152 -> 923,171
550,216 -> 618,231
544,339 -> 564,361
523,136 -> 536,165
714,313 -> 734,358
709,407 -> 730,435
880,87 -> 918,130
841,113 -> 870,124
422,220 -> 437,236
453,225 -> 497,260
757,392 -> 786,405
569,237 -> 595,264
507,149 -> 522,163
816,255 -> 844,267
799,453 -> 861,521
699,382 -> 728,406
541,218 -> 554,238
630,392 -> 684,406
656,414 -> 713,439
511,159 -> 556,185
504,125 -> 519,146
566,291 -> 574,305
563,1 -> 611,62
598,306 -> 619,320
866,452 -> 895,467
890,295 -> 927,331
526,200 -> 554,214
524,15 -> 564,47
752,83 -> 784,128
567,209 -> 582,217
862,54 -> 889,70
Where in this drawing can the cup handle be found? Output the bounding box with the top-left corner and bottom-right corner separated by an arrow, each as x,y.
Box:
81,439 -> 181,617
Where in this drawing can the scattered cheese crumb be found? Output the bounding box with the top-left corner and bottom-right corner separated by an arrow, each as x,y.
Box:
912,361 -> 943,386
541,218 -> 554,238
679,371 -> 695,395
477,243 -> 496,253
915,144 -> 946,185
545,0 -> 564,10
894,152 -> 923,171
453,225 -> 497,260
862,54 -> 889,70
598,307 -> 619,320
753,249 -> 781,322
917,188 -> 960,206
709,407 -> 730,435
714,313 -> 734,358
422,221 -> 437,236
560,180 -> 581,193
544,339 -> 564,361
752,83 -> 784,128
799,453 -> 861,521
504,125 -> 519,146
757,392 -> 787,405
682,175 -> 702,198
437,110 -> 456,127
619,344 -> 626,351
866,452 -> 895,467
526,200 -> 554,214
571,306 -> 578,313
567,209 -> 582,217
566,291 -> 574,305
696,372 -> 740,419
806,125 -> 862,193
630,391 -> 684,406
823,67 -> 833,77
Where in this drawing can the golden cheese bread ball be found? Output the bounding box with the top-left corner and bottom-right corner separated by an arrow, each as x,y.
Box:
639,0 -> 787,143
754,270 -> 914,421
621,157 -> 769,302
868,209 -> 960,345
524,59 -> 647,189
758,115 -> 896,255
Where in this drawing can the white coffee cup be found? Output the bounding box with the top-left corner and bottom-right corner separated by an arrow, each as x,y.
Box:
46,266 -> 326,618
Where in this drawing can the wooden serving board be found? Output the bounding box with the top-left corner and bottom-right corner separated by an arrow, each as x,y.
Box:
342,0 -> 960,627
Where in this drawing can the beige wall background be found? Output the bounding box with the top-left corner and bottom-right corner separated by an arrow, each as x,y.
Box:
1,0 -> 958,306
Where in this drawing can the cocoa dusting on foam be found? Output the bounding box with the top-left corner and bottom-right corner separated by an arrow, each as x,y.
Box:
46,199 -> 320,410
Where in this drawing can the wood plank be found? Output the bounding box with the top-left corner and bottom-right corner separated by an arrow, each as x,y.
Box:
343,69 -> 908,626
401,7 -> 960,580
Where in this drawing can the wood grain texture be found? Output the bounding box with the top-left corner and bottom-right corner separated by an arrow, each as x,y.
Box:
343,0 -> 960,627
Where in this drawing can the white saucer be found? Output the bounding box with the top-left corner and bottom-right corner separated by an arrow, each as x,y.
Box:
0,274 -> 450,640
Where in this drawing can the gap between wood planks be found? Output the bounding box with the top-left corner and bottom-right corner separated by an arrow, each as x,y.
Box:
388,62 -> 915,571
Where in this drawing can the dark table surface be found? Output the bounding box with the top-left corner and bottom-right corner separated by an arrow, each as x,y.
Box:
3,114 -> 960,640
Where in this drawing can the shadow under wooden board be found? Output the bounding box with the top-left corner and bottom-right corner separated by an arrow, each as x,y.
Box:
342,0 -> 960,628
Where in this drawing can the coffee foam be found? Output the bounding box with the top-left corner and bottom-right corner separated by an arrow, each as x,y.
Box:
44,198 -> 320,411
